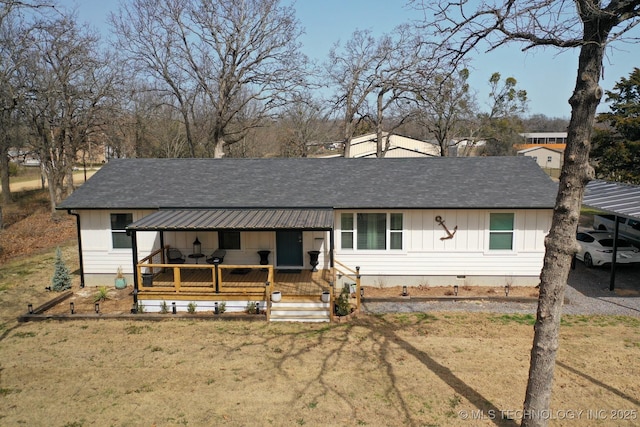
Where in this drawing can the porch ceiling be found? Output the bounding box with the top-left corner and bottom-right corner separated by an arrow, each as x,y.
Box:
127,208 -> 334,231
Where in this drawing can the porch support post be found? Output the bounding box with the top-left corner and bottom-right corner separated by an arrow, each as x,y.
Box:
609,216 -> 620,291
160,232 -> 166,262
329,228 -> 335,268
214,260 -> 220,293
130,230 -> 139,305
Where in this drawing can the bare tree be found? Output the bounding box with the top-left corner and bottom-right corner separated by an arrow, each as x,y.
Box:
368,25 -> 439,157
413,1 -> 640,425
326,29 -> 379,158
20,13 -> 114,211
414,68 -> 475,156
0,8 -> 23,204
112,0 -> 307,159
278,93 -> 328,157
327,27 -> 439,158
0,0 -> 52,203
111,0 -> 199,157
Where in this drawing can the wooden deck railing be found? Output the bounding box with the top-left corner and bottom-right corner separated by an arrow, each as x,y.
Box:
333,260 -> 361,311
136,262 -> 273,294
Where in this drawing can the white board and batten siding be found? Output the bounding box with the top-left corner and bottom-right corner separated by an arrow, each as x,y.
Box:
79,210 -> 332,282
79,209 -> 159,278
334,209 -> 552,286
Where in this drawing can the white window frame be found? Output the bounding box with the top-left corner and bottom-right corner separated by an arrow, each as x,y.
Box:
338,212 -> 403,251
487,212 -> 515,252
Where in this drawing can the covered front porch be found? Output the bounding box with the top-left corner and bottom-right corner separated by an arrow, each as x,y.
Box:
127,208 -> 361,321
133,247 -> 360,321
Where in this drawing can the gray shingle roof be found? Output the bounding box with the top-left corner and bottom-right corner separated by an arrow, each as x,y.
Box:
57,157 -> 557,210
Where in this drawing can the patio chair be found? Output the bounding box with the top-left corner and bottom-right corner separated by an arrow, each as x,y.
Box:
206,249 -> 227,264
167,248 -> 186,264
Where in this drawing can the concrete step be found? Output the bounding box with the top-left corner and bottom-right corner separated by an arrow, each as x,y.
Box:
269,302 -> 331,322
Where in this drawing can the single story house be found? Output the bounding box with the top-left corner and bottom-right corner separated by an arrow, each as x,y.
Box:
517,146 -> 564,170
324,133 -> 441,158
57,157 -> 556,319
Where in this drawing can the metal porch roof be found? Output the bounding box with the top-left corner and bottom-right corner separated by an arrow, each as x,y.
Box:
583,180 -> 640,219
127,209 -> 334,231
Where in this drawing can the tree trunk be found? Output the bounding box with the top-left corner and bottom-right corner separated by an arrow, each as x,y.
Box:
376,92 -> 385,158
0,142 -> 11,204
343,120 -> 353,159
213,137 -> 225,159
521,20 -> 607,427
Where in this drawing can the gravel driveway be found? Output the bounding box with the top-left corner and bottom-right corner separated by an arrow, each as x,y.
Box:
362,261 -> 640,317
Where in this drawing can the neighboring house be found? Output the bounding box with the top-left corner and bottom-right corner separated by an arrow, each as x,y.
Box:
57,157 -> 556,317
517,146 -> 564,170
9,149 -> 40,166
518,132 -> 568,152
325,133 -> 441,158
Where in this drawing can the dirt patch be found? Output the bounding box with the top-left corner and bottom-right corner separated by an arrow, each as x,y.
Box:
0,191 -> 75,263
44,285 -> 135,315
36,283 -> 539,317
363,284 -> 539,299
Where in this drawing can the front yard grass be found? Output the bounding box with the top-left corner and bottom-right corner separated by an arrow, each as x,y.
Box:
0,246 -> 639,426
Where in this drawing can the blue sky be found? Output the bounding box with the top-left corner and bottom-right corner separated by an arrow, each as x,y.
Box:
59,0 -> 639,119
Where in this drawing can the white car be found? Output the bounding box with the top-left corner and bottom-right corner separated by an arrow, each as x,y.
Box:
575,231 -> 640,268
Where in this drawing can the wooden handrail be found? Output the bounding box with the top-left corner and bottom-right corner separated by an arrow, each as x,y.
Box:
333,260 -> 361,311
136,263 -> 273,294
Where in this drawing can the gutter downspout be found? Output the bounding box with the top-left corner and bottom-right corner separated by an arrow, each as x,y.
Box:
68,210 -> 85,288
129,229 -> 139,307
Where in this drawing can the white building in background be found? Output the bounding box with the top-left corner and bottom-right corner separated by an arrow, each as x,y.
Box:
519,132 -> 568,145
326,133 -> 441,158
517,146 -> 564,170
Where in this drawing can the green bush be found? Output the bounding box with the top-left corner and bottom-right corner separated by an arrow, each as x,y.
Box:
51,247 -> 72,291
335,286 -> 352,316
159,301 -> 169,314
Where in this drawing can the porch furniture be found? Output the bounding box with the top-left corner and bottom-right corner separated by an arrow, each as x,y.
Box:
142,272 -> 154,287
206,249 -> 227,264
308,250 -> 320,272
188,253 -> 205,264
167,248 -> 186,264
257,250 -> 271,265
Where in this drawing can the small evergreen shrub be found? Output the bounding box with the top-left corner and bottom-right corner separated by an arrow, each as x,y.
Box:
51,247 -> 72,291
245,301 -> 257,314
187,302 -> 197,313
159,301 -> 169,314
335,286 -> 352,316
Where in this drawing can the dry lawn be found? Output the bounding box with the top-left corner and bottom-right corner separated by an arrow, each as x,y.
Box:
1,249 -> 639,426
1,193 -> 639,426
1,312 -> 639,426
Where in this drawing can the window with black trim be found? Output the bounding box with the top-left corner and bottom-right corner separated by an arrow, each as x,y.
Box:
218,231 -> 241,250
489,213 -> 514,250
111,213 -> 133,249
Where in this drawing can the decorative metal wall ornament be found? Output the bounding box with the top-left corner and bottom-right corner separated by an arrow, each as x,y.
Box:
435,215 -> 458,240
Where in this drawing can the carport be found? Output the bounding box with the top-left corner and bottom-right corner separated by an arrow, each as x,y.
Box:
583,180 -> 640,290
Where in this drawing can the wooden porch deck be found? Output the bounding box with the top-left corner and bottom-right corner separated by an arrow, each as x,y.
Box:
142,266 -> 332,296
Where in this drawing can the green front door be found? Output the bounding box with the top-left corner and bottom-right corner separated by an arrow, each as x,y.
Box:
276,231 -> 303,267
